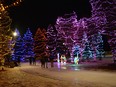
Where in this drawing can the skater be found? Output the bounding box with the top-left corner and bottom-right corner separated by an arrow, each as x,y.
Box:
44,56 -> 48,68
40,58 -> 45,68
29,57 -> 32,65
49,53 -> 54,67
40,55 -> 48,68
32,57 -> 36,65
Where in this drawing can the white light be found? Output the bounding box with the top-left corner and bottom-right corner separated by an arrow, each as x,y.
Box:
13,32 -> 17,36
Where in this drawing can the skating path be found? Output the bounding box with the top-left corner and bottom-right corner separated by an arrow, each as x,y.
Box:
19,62 -> 116,87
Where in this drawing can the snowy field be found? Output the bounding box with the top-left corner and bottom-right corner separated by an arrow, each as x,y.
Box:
0,60 -> 116,87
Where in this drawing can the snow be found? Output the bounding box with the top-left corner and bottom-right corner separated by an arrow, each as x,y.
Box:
0,61 -> 116,87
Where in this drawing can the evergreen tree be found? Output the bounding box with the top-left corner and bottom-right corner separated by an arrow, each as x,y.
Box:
96,32 -> 105,60
0,1 -> 22,68
90,32 -> 105,61
47,24 -> 57,67
73,45 -> 80,58
82,32 -> 93,61
82,43 -> 92,61
13,32 -> 24,64
47,24 -> 57,56
0,3 -> 12,60
23,28 -> 35,61
34,28 -> 47,59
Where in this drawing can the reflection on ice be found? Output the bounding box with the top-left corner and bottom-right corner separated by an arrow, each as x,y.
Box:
74,68 -> 80,71
56,62 -> 80,71
61,66 -> 67,69
57,62 -> 61,69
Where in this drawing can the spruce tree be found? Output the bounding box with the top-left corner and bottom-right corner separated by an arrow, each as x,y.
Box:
96,32 -> 105,60
47,24 -> 57,56
34,28 -> 47,60
47,24 -> 57,66
82,32 -> 93,61
0,3 -> 12,60
13,31 -> 24,64
23,28 -> 35,61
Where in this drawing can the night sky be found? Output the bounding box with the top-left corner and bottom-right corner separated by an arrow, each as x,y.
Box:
8,0 -> 91,35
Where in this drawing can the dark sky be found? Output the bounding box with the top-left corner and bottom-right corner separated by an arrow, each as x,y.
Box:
8,0 -> 92,35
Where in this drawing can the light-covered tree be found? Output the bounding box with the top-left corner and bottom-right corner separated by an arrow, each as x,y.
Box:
82,32 -> 93,61
89,0 -> 116,62
55,12 -> 78,62
95,32 -> 105,60
0,3 -> 12,60
13,32 -> 24,64
23,28 -> 35,61
34,28 -> 47,59
47,24 -> 57,67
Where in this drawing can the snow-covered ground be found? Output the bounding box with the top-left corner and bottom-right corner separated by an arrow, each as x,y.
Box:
0,60 -> 116,87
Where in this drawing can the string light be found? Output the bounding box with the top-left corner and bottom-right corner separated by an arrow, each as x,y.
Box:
0,0 -> 22,11
0,4 -> 5,11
